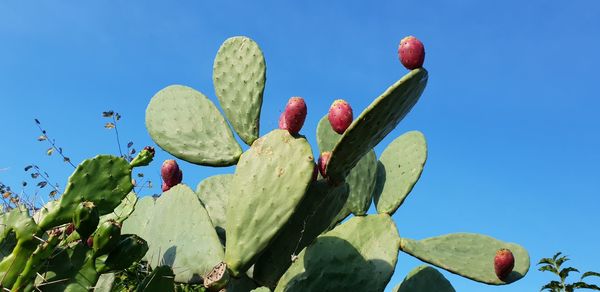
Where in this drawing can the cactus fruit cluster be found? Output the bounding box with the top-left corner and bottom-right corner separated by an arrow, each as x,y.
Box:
120,35 -> 531,291
0,148 -> 155,291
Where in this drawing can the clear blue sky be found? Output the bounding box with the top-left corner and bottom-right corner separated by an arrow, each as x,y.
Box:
1,1 -> 599,291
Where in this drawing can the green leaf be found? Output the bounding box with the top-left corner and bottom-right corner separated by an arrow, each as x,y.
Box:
553,252 -> 563,261
559,267 -> 579,282
572,282 -> 600,290
538,265 -> 559,275
556,255 -> 570,270
540,281 -> 562,291
538,257 -> 556,266
582,271 -> 600,280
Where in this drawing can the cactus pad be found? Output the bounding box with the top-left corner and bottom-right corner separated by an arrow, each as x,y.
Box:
38,155 -> 134,230
122,185 -> 224,283
253,180 -> 349,287
316,115 -> 378,216
146,84 -> 242,166
326,68 -> 428,181
225,130 -> 314,276
99,191 -> 138,224
399,233 -> 530,284
393,265 -> 455,292
275,214 -> 400,292
196,174 -> 233,241
213,36 -> 266,146
374,131 -> 427,215
316,115 -> 341,153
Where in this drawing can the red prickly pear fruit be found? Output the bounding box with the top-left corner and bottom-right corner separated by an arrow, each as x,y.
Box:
317,152 -> 331,178
86,236 -> 94,248
398,36 -> 425,70
283,97 -> 307,135
65,223 -> 75,235
278,112 -> 288,130
161,160 -> 182,192
494,248 -> 515,280
328,99 -> 353,134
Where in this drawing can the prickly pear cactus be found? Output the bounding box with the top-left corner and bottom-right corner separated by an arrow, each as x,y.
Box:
121,35 -> 530,292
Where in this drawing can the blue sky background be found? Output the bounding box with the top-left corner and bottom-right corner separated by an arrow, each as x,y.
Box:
1,1 -> 599,291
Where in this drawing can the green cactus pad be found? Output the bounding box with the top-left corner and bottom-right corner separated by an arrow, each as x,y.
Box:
99,191 -> 138,224
374,131 -> 427,215
36,244 -> 99,292
316,115 -> 378,216
326,68 -> 428,182
393,265 -> 455,292
38,155 -> 134,230
225,130 -> 314,277
275,214 -> 400,292
122,185 -> 224,283
253,180 -> 349,287
196,174 -> 233,241
316,115 -> 341,153
251,287 -> 271,292
399,233 -> 530,284
145,84 -> 242,166
345,150 -> 377,215
137,265 -> 175,292
213,36 -> 266,146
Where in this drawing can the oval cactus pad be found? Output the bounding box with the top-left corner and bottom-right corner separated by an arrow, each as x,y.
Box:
326,68 -> 428,182
394,265 -> 455,292
399,233 -> 530,285
213,36 -> 266,146
275,214 -> 400,292
145,85 -> 242,166
225,130 -> 314,276
374,131 -> 427,215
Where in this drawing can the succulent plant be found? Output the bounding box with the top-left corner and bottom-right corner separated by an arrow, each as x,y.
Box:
0,150 -> 154,291
119,35 -> 530,291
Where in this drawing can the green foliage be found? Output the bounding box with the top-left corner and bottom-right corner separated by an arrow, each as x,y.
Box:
538,252 -> 600,292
